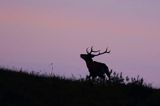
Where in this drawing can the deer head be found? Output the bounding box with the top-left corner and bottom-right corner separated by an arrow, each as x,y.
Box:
80,46 -> 111,62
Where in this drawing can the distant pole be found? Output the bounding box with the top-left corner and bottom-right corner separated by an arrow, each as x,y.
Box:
50,62 -> 54,71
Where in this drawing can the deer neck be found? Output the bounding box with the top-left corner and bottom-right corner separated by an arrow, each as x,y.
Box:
85,59 -> 93,67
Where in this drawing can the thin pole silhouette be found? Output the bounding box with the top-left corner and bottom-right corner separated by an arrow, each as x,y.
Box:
50,62 -> 54,71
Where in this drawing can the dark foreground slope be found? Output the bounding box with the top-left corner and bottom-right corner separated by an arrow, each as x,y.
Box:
0,68 -> 160,106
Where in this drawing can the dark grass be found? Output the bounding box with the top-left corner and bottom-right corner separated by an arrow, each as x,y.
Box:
0,67 -> 160,106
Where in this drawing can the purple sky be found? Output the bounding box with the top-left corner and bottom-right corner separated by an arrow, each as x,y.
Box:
0,0 -> 160,87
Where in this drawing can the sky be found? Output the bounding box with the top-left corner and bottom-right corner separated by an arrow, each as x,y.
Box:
0,0 -> 160,87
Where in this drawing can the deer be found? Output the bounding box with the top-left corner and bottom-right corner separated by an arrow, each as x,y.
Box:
80,47 -> 112,80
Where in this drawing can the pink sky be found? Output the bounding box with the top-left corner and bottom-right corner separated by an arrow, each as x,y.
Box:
0,1 -> 160,87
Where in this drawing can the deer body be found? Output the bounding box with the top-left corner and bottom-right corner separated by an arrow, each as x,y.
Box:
80,47 -> 112,80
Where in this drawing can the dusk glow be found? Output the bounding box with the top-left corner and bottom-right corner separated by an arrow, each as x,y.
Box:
0,1 -> 160,87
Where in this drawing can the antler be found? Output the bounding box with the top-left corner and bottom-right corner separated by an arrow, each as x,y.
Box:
92,48 -> 111,56
86,46 -> 100,54
86,46 -> 110,56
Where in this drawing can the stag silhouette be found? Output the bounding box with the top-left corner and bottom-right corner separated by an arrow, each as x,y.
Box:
80,47 -> 112,80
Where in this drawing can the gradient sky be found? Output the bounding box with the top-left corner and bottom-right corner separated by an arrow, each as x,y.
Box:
0,0 -> 160,87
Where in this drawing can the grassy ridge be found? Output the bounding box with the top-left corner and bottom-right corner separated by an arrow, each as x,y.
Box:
0,67 -> 160,106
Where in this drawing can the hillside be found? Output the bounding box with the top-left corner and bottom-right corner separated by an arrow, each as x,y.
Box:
0,67 -> 160,106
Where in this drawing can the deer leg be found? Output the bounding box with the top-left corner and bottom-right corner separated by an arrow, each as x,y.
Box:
86,75 -> 91,80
